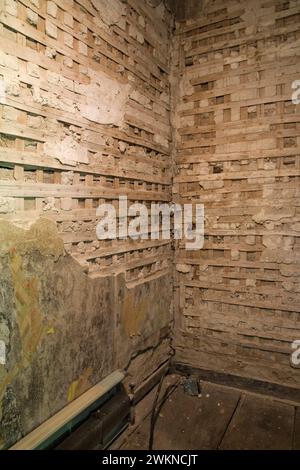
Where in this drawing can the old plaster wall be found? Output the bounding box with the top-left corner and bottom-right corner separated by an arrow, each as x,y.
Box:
173,0 -> 300,389
2,0 -> 300,450
0,0 -> 174,448
0,219 -> 115,448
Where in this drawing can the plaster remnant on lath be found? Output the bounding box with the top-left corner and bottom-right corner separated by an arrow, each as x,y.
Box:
90,0 -> 126,26
0,197 -> 15,214
78,70 -> 130,127
44,135 -> 89,166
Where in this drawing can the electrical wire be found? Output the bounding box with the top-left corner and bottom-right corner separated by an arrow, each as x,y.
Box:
148,364 -> 170,450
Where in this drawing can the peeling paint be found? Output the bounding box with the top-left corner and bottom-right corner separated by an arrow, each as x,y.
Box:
0,251 -> 46,427
9,251 -> 44,364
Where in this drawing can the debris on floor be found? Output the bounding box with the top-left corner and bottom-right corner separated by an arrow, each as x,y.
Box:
183,376 -> 200,397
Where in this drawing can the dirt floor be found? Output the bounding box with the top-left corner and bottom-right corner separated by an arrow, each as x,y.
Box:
116,380 -> 300,450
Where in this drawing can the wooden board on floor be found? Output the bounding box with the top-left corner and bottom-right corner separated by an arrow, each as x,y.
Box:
220,394 -> 294,450
10,371 -> 124,450
293,406 -> 300,450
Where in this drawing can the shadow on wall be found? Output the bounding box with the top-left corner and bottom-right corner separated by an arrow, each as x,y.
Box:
173,0 -> 206,21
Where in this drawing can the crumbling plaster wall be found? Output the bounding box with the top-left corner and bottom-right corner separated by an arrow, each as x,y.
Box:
0,0 -> 174,448
173,0 -> 300,389
2,0 -> 300,450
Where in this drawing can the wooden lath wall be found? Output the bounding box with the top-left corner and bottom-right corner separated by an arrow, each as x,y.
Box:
173,0 -> 300,388
0,0 -> 173,288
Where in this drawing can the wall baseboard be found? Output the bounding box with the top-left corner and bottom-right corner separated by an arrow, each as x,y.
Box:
173,363 -> 300,404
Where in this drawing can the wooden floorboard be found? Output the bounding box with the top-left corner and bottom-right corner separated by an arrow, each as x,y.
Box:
118,380 -> 297,450
120,381 -> 241,450
293,407 -> 300,450
220,394 -> 294,450
152,382 -> 241,450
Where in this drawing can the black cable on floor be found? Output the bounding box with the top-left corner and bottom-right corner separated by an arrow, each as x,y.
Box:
148,364 -> 170,451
